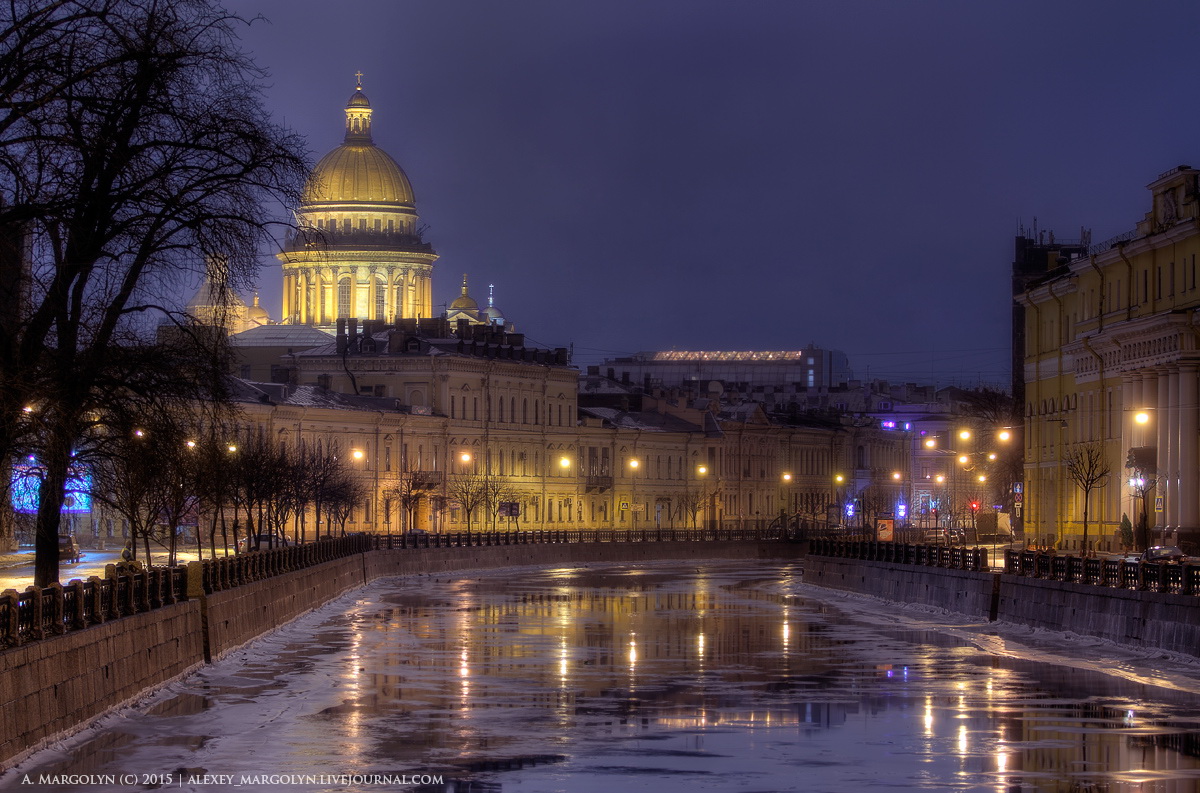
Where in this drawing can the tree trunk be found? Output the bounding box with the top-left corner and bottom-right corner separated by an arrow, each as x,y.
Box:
33,432 -> 73,586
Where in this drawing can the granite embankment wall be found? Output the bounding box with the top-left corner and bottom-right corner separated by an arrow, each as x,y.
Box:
0,600 -> 203,766
806,556 -> 1200,654
1,540 -> 800,769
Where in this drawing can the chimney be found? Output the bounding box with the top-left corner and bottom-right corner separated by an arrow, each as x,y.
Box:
336,318 -> 347,355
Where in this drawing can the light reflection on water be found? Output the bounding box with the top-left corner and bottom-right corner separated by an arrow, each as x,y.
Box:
8,560 -> 1200,792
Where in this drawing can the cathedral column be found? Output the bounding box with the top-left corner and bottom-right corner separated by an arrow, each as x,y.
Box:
367,267 -> 378,320
282,272 -> 292,323
384,268 -> 396,323
422,273 -> 432,319
1156,367 -> 1170,533
1179,362 -> 1199,530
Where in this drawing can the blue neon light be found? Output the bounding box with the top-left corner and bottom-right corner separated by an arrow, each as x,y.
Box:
11,457 -> 92,514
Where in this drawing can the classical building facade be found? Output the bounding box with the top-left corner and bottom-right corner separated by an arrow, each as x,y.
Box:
1020,165 -> 1200,550
278,82 -> 437,328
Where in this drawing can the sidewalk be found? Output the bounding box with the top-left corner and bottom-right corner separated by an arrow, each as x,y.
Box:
0,550 -> 33,569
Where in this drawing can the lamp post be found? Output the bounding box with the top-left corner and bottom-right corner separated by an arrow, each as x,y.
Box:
696,464 -> 710,532
833,473 -> 845,533
628,458 -> 640,530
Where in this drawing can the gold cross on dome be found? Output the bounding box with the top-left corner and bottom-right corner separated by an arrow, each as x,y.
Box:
355,70 -> 364,87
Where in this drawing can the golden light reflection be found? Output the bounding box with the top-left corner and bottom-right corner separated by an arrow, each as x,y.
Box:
996,751 -> 1008,773
924,697 -> 933,735
957,724 -> 967,755
459,648 -> 470,702
629,633 -> 638,667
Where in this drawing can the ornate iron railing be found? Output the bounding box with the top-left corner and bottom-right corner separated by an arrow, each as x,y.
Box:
1003,550 -> 1200,595
807,538 -> 990,572
2,529 -> 789,648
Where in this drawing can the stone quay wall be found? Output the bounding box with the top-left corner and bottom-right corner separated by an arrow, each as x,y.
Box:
0,600 -> 202,768
805,555 -> 1200,655
0,539 -> 801,770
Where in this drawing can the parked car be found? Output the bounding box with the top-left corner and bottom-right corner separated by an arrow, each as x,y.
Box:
239,533 -> 289,552
1141,545 -> 1187,563
57,534 -> 81,563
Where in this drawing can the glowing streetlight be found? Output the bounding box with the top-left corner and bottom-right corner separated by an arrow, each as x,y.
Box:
697,465 -> 707,475
997,430 -> 1011,442
628,459 -> 639,469
559,456 -> 570,468
352,449 -> 364,461
892,471 -> 902,480
1135,411 -> 1150,425
924,438 -> 936,449
782,472 -> 792,482
958,430 -> 971,441
459,452 -> 472,463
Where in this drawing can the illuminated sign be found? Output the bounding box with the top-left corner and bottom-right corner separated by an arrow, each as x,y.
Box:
11,456 -> 92,514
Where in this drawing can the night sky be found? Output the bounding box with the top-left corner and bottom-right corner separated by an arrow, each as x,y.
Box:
234,0 -> 1200,387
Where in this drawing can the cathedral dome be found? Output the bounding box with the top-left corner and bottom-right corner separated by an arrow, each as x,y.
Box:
301,83 -> 415,207
304,145 -> 415,205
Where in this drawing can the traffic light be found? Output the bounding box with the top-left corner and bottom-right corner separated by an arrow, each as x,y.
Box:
970,501 -> 980,512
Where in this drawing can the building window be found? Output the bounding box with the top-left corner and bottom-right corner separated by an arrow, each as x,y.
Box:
338,280 -> 351,317
374,283 -> 385,319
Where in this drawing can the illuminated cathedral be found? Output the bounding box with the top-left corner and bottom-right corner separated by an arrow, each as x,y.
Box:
278,78 -> 438,329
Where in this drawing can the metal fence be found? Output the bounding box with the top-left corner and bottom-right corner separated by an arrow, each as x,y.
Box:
808,538 -> 990,572
1,567 -> 188,649
0,536 -> 370,649
1004,550 -> 1200,595
364,527 -> 784,549
2,529 -> 789,648
190,535 -> 370,594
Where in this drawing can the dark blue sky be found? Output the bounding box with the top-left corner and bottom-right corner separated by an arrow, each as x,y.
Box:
234,0 -> 1200,387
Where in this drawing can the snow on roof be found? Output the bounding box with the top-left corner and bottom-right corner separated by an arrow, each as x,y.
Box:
229,324 -> 333,348
579,407 -> 702,433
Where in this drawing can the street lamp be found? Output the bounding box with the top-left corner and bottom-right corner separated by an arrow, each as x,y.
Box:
625,458 -> 640,529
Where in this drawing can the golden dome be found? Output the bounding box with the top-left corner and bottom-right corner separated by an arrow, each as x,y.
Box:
304,144 -> 415,205
449,274 -> 479,311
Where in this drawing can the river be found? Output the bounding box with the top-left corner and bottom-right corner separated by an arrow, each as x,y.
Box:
6,560 -> 1200,792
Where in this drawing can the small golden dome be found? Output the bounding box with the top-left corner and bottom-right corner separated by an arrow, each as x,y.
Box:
246,294 -> 271,325
449,274 -> 479,311
304,144 -> 415,205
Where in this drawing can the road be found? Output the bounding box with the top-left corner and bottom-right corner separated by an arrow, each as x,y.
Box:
0,548 -> 208,591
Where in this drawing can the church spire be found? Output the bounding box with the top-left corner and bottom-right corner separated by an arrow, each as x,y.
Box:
344,72 -> 373,143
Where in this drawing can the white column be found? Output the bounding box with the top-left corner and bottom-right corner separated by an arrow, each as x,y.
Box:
1180,363 -> 1199,530
1157,367 -> 1170,532
1168,366 -> 1181,531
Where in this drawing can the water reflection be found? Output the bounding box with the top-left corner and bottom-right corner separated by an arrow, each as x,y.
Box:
9,561 -> 1200,791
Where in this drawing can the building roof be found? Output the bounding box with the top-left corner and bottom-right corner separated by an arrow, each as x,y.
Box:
229,324 -> 332,348
579,407 -> 703,433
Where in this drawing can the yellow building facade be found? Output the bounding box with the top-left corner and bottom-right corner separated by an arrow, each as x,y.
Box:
1021,165 -> 1200,550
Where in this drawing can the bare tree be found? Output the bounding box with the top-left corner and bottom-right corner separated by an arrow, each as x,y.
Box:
447,473 -> 488,532
1064,442 -> 1111,555
0,0 -> 306,585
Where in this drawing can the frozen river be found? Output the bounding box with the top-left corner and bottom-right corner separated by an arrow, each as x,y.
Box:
8,560 -> 1200,792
